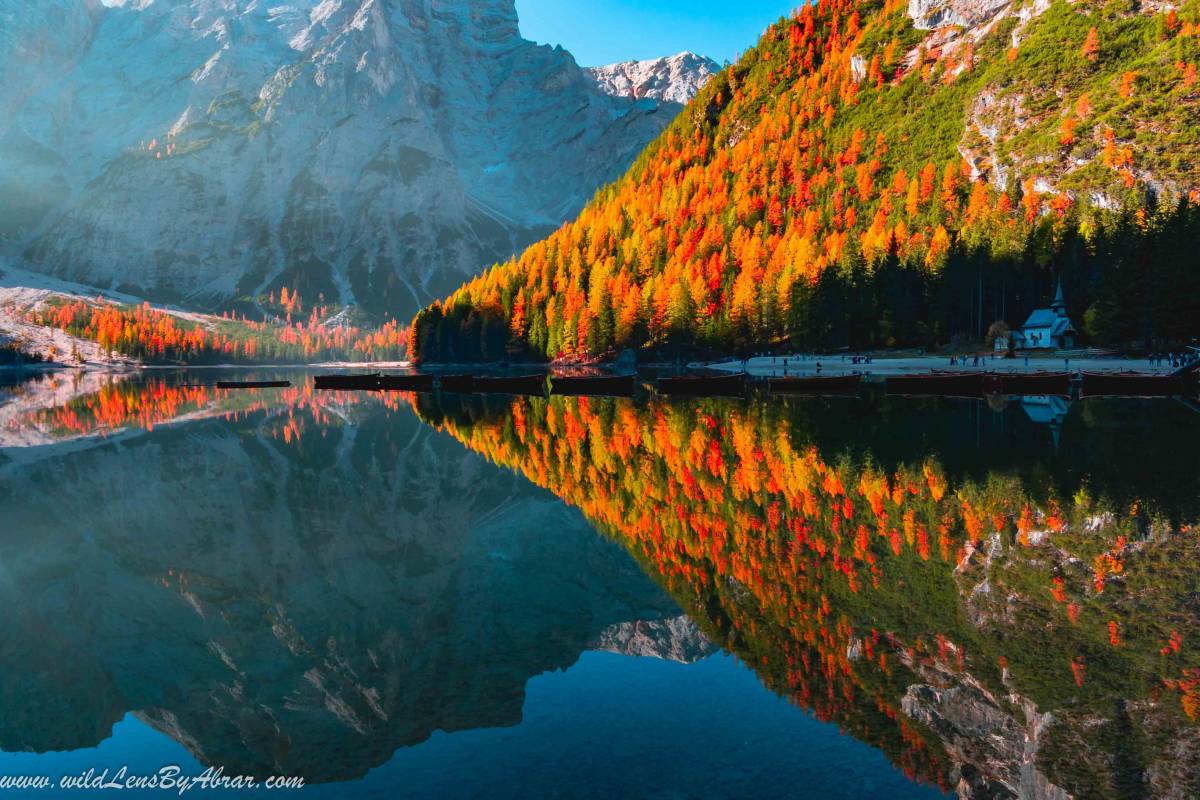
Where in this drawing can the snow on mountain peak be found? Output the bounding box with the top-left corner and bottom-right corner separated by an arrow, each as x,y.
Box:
586,51 -> 722,105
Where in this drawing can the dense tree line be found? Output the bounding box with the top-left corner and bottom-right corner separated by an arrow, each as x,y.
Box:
411,0 -> 1200,362
30,294 -> 408,365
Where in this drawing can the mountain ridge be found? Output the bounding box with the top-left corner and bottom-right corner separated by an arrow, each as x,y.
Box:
0,0 -> 716,321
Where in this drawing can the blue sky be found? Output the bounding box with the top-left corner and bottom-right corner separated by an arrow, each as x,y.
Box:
514,1 -> 799,67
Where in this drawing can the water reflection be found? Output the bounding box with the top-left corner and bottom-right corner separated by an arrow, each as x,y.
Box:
1,376 -> 1198,798
0,377 -> 690,783
415,391 -> 1200,798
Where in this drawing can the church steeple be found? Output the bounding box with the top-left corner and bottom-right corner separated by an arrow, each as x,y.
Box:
1051,278 -> 1066,315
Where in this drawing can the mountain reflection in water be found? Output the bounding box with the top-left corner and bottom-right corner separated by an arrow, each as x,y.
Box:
0,373 -> 1197,799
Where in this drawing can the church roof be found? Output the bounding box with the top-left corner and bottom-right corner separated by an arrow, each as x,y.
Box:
1023,309 -> 1061,329
1022,310 -> 1074,336
1022,396 -> 1070,424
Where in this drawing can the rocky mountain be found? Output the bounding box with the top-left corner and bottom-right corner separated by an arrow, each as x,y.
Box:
586,52 -> 722,104
0,0 -> 712,319
0,0 -> 98,133
0,388 -> 691,780
410,0 -> 1200,362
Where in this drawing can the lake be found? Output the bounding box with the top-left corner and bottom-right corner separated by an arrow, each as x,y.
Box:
1,371 -> 1198,799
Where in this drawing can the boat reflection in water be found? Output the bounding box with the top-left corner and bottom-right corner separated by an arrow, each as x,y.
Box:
1,374 -> 1198,798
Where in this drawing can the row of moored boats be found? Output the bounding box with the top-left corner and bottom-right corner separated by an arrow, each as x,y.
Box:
313,372 -> 637,397
298,368 -> 1199,399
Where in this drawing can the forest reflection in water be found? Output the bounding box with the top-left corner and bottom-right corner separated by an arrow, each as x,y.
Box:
0,372 -> 1197,799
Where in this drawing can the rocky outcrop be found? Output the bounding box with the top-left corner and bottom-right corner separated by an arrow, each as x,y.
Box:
902,682 -> 1069,800
589,615 -> 717,662
586,52 -> 721,104
907,0 -> 1014,30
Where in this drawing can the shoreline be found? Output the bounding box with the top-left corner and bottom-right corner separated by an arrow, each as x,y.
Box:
0,360 -> 415,374
1,355 -> 1191,379
697,354 -> 1187,378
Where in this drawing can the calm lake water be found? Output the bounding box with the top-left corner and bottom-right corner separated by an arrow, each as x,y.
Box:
1,371 -> 1198,799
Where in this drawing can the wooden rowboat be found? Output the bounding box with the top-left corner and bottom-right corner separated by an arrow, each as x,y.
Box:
1173,364 -> 1199,393
886,372 -> 986,398
376,374 -> 436,392
471,374 -> 547,396
1081,372 -> 1186,397
437,375 -> 476,393
657,373 -> 747,397
984,372 -> 1072,397
216,380 -> 292,390
768,374 -> 861,395
315,373 -> 381,391
549,374 -> 636,397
